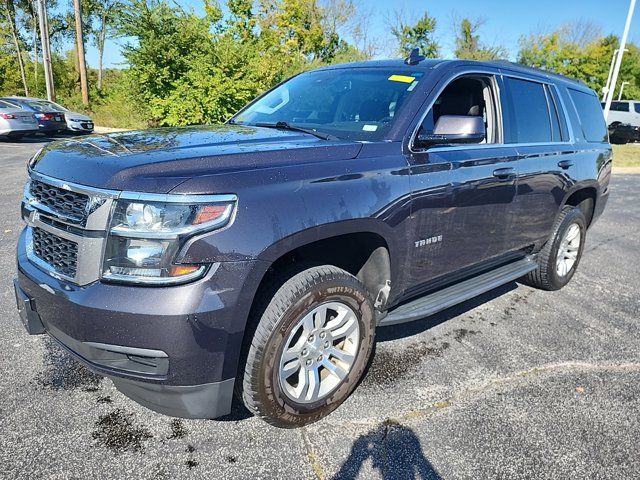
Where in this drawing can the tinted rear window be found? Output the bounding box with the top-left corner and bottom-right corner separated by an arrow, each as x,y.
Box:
569,89 -> 608,143
504,77 -> 552,143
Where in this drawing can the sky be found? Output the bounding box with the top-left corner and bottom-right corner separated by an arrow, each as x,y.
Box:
84,0 -> 640,69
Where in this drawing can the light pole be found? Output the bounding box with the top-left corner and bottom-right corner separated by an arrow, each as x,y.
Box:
604,0 -> 636,120
602,49 -> 628,101
618,81 -> 630,100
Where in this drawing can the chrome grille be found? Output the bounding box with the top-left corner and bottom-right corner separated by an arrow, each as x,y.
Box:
29,179 -> 89,223
31,227 -> 78,277
23,173 -> 118,285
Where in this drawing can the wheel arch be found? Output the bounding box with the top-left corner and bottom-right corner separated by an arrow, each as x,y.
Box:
561,184 -> 598,227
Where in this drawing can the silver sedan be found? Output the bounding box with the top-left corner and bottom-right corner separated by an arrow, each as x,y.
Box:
0,100 -> 38,139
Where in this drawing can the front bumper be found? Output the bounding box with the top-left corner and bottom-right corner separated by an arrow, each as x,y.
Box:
16,229 -> 263,418
67,121 -> 94,132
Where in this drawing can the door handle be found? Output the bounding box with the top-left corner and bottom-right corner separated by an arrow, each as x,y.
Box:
492,167 -> 515,179
558,160 -> 574,169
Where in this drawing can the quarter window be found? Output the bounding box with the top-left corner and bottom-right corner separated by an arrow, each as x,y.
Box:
634,103 -> 640,114
503,77 -> 552,143
568,89 -> 608,143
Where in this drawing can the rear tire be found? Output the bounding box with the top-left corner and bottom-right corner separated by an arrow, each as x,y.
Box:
523,206 -> 586,291
242,265 -> 375,428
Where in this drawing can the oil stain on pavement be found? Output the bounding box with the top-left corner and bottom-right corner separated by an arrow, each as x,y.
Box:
92,408 -> 153,452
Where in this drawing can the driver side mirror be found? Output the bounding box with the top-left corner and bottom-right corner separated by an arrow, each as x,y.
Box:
414,115 -> 486,149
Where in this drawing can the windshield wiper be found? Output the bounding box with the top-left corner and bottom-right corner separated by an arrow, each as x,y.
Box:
254,121 -> 338,141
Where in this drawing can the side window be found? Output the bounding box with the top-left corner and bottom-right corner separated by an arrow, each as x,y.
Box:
503,77 -> 552,143
568,88 -> 608,143
610,101 -> 630,112
635,103 -> 640,114
547,85 -> 569,141
415,74 -> 499,147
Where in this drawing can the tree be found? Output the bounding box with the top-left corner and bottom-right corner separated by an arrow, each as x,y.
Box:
390,11 -> 439,58
517,28 -> 640,99
454,17 -> 507,61
119,0 -> 366,126
89,0 -> 123,90
72,0 -> 88,105
1,0 -> 29,95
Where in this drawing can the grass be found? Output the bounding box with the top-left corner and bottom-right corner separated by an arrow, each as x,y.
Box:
612,144 -> 640,168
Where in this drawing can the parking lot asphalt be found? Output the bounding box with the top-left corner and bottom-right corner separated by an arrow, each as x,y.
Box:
1,139 -> 639,479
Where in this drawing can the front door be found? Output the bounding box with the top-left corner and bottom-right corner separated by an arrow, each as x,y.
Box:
405,72 -> 520,295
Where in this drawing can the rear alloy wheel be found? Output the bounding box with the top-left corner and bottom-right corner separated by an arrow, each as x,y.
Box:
523,206 -> 586,290
242,265 -> 375,428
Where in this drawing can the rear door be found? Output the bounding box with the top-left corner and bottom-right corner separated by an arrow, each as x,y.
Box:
405,69 -> 520,294
500,75 -> 576,251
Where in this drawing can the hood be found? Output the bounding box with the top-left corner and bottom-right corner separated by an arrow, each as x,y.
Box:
64,111 -> 92,121
31,125 -> 363,193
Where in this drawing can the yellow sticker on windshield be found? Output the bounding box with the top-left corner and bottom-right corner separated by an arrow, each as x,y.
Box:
388,74 -> 415,83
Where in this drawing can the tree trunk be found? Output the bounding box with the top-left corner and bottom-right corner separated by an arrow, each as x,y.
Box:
3,0 -> 29,96
30,0 -> 39,93
73,0 -> 89,106
37,0 -> 55,101
97,13 -> 106,90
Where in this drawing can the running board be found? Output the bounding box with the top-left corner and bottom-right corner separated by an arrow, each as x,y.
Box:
380,256 -> 537,326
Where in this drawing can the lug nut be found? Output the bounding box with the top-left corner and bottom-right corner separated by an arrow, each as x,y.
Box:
308,334 -> 315,342
319,332 -> 326,339
301,348 -> 308,356
317,355 -> 323,362
324,341 -> 330,348
306,359 -> 312,366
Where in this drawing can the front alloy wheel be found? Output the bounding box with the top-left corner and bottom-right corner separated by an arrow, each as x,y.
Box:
242,265 -> 375,428
278,301 -> 360,404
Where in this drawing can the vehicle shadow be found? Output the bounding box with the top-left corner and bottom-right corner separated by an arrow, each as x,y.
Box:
377,281 -> 518,343
334,420 -> 442,479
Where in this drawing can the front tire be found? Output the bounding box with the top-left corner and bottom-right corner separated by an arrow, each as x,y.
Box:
242,265 -> 375,428
523,206 -> 586,290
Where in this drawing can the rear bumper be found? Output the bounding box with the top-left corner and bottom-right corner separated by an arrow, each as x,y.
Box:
37,122 -> 66,132
15,228 -> 265,418
0,127 -> 38,136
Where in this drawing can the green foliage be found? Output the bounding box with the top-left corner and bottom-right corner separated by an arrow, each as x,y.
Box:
117,0 -> 365,127
518,29 -> 640,99
454,18 -> 507,61
391,12 -> 439,59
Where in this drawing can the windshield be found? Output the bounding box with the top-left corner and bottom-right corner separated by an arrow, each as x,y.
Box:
232,68 -> 425,141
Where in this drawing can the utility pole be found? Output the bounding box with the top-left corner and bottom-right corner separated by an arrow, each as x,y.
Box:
618,81 -> 630,100
37,0 -> 55,101
73,0 -> 89,107
604,0 -> 636,120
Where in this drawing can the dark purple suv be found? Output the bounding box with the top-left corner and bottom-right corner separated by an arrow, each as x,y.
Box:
14,56 -> 611,427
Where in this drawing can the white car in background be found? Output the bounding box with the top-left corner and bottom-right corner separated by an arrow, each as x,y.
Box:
0,99 -> 38,139
3,97 -> 94,134
605,100 -> 640,127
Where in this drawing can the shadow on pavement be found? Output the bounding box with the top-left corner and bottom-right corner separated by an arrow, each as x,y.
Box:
377,281 -> 518,343
335,420 -> 442,479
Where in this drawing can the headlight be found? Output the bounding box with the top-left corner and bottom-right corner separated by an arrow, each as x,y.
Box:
102,194 -> 237,285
